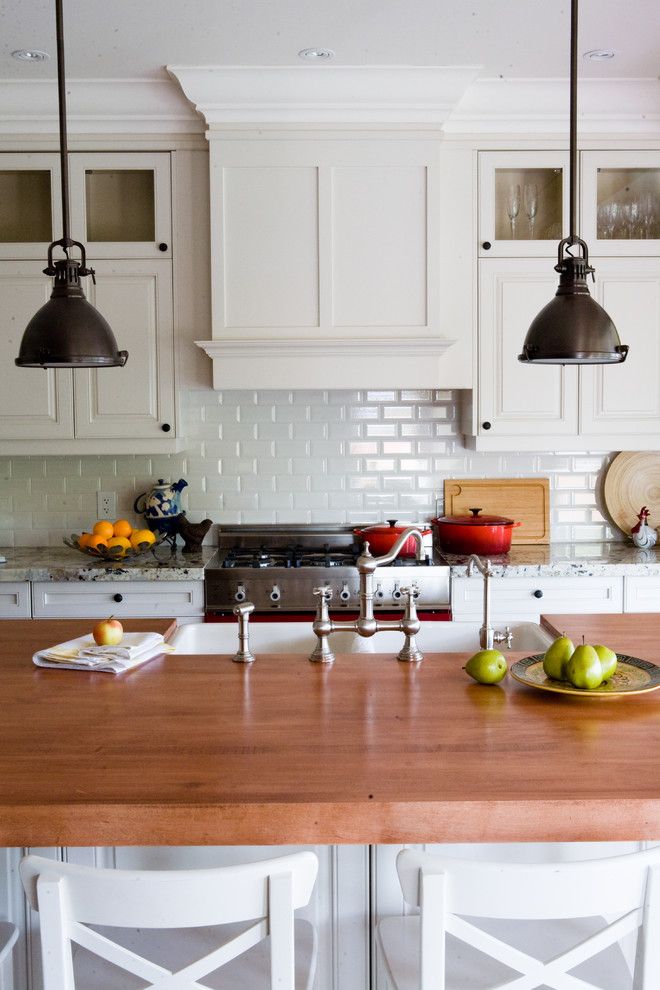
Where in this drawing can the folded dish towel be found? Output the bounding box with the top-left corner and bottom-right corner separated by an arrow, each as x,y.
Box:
33,632 -> 173,674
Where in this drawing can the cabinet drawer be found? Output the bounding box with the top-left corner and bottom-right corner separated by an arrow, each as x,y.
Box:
32,581 -> 203,618
0,581 -> 31,617
452,576 -> 623,621
624,577 -> 660,613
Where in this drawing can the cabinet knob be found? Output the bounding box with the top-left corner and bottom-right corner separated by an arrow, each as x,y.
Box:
161,423 -> 171,433
113,593 -> 123,603
158,242 -> 168,252
482,241 -> 492,250
482,421 -> 492,431
533,589 -> 544,599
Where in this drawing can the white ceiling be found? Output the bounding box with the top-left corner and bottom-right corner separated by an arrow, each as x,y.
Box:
1,0 -> 658,82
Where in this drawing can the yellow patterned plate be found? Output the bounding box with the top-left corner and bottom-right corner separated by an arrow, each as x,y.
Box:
510,654 -> 660,698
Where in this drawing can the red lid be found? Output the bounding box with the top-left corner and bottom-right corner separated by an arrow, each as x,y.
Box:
435,507 -> 515,527
354,519 -> 432,536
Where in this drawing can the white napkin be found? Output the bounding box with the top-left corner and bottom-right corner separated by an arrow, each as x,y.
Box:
33,632 -> 173,674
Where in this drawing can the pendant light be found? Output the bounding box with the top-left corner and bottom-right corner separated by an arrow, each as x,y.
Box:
16,0 -> 128,368
518,0 -> 628,366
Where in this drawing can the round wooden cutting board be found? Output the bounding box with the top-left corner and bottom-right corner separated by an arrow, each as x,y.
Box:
603,452 -> 660,536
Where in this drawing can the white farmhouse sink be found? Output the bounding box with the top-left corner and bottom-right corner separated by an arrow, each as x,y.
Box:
170,620 -> 551,656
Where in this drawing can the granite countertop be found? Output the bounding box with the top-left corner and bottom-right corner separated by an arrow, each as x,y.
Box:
444,540 -> 660,577
0,545 -> 218,582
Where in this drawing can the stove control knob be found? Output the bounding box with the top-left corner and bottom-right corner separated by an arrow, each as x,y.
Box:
234,583 -> 247,603
270,584 -> 282,603
392,582 -> 402,601
339,582 -> 351,603
374,582 -> 385,603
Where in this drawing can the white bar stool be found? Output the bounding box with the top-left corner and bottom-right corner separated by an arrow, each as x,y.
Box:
378,845 -> 660,989
21,851 -> 318,990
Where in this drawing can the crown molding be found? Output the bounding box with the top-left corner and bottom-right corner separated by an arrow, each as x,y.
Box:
446,77 -> 660,135
168,65 -> 482,125
0,78 -> 203,135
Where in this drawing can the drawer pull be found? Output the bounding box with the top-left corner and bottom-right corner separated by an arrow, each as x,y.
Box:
533,589 -> 543,599
113,593 -> 124,603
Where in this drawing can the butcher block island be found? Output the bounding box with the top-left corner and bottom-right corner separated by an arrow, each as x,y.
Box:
0,616 -> 659,847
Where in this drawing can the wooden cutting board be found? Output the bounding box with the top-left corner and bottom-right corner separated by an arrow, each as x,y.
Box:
443,478 -> 550,545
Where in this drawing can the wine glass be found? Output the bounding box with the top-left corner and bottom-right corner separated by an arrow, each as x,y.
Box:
505,184 -> 521,239
523,183 -> 539,239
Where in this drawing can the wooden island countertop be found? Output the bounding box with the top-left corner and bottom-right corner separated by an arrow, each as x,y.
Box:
0,616 -> 659,847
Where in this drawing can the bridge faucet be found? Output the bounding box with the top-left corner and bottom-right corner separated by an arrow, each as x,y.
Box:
466,554 -> 513,651
310,527 -> 426,663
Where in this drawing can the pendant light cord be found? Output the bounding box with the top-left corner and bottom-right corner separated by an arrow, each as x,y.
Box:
568,0 -> 578,245
55,0 -> 71,252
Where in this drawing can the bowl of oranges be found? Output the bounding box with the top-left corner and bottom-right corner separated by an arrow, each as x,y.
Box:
64,519 -> 166,561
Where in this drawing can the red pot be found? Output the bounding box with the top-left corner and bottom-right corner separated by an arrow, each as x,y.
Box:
353,520 -> 432,558
432,507 -> 521,555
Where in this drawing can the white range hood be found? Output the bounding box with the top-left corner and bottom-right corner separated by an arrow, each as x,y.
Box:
169,65 -> 478,389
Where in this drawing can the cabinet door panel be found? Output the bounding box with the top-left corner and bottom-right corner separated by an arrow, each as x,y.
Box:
332,165 -> 427,327
581,150 -> 660,257
580,259 -> 660,435
478,259 -> 578,436
221,165 -> 320,329
73,260 -> 175,439
0,262 -> 74,439
0,152 -> 62,260
68,152 -> 171,259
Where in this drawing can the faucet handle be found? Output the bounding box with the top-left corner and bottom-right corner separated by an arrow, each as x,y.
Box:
313,585 -> 333,601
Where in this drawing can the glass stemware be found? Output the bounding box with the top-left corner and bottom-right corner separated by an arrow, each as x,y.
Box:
505,183 -> 521,239
523,183 -> 539,239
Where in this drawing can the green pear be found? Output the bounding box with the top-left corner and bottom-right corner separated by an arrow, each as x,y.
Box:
594,644 -> 618,681
542,634 -> 574,681
464,649 -> 508,685
565,644 -> 603,690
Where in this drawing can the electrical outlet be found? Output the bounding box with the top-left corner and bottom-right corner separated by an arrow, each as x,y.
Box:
97,491 -> 116,520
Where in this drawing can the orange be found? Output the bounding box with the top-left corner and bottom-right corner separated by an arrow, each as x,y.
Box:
78,532 -> 94,548
130,528 -> 157,550
112,519 -> 133,539
106,536 -> 131,557
88,535 -> 109,551
92,520 -> 114,540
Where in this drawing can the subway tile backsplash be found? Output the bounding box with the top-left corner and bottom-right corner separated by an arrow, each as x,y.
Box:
0,389 -> 620,545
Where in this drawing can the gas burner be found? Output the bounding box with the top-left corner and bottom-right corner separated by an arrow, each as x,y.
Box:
222,546 -> 294,569
297,543 -> 360,568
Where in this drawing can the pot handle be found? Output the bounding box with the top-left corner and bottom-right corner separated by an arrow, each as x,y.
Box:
513,521 -> 522,528
468,508 -> 482,517
133,491 -> 147,514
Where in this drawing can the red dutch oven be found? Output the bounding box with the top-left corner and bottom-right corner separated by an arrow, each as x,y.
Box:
353,519 -> 432,558
433,507 -> 521,555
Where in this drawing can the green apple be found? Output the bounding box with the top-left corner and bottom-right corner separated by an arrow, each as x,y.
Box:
594,644 -> 618,681
565,644 -> 603,690
464,649 -> 508,685
542,634 -> 574,681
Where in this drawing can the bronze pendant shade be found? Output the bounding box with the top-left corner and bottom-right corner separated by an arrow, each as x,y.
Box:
519,0 -> 627,366
15,0 -> 128,369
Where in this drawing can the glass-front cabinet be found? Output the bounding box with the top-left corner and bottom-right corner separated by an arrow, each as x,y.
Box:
0,153 -> 62,259
479,151 -> 569,257
581,150 -> 660,255
68,152 -> 172,259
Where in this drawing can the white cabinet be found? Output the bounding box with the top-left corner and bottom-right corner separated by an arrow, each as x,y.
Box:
476,258 -> 579,439
468,149 -> 660,450
581,150 -> 660,256
451,575 -> 624,622
0,152 -> 179,453
31,580 -> 203,619
623,577 -> 660,613
200,133 -> 456,388
580,258 -> 660,437
479,151 -> 569,257
0,582 -> 31,618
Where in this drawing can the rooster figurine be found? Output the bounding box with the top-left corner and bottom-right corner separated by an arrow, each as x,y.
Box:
631,506 -> 657,549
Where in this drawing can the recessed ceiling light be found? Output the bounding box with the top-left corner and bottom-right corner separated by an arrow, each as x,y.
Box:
12,49 -> 50,62
298,48 -> 335,61
583,49 -> 615,60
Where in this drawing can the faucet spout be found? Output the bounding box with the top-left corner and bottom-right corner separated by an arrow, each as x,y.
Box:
357,527 -> 426,573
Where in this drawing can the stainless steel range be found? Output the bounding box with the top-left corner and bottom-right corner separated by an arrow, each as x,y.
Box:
205,525 -> 450,615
